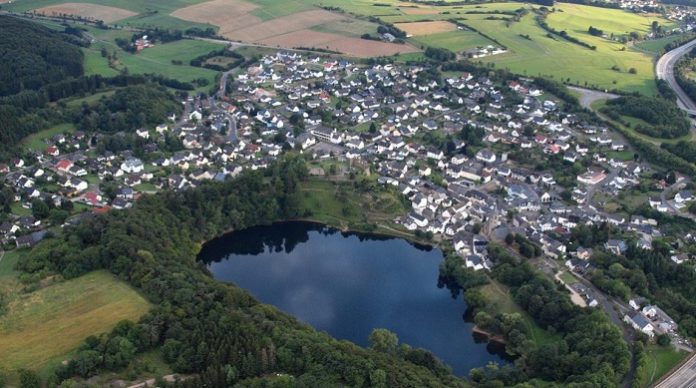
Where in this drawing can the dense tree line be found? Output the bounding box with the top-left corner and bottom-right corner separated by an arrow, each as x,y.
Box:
588,26 -> 604,37
424,47 -> 457,62
0,16 -> 84,97
190,49 -> 245,71
19,156 -> 465,387
604,95 -> 690,138
656,79 -> 677,102
662,140 -> 696,163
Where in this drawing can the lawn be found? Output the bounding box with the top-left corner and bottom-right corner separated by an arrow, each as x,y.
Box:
558,271 -> 578,285
0,270 -> 150,374
479,281 -> 559,347
608,150 -> 636,161
637,344 -> 689,387
21,123 -> 74,152
10,202 -> 33,217
0,250 -> 22,279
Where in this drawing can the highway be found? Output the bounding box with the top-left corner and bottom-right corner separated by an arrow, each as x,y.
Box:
655,38 -> 696,113
654,353 -> 696,388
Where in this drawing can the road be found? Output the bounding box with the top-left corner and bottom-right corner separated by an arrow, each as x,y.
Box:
656,37 -> 696,113
654,353 -> 696,388
567,86 -> 619,109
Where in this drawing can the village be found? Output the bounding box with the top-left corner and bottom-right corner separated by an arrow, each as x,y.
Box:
0,49 -> 694,347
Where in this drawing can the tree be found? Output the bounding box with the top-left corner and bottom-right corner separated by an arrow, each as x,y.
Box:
369,369 -> 387,388
31,198 -> 49,219
657,333 -> 671,346
49,209 -> 69,225
18,369 -> 40,388
369,328 -> 398,354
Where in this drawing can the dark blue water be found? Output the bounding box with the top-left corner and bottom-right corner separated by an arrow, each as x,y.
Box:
200,221 -> 510,376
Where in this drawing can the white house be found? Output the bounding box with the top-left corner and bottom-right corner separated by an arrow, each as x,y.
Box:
121,158 -> 145,174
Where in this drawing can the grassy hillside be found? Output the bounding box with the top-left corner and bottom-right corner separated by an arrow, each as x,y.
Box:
0,269 -> 150,376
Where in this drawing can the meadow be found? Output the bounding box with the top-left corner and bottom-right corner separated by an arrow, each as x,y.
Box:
0,270 -> 150,376
83,28 -> 223,92
7,0 -> 679,93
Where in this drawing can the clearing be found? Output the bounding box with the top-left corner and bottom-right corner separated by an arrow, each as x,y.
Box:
33,2 -> 136,22
395,21 -> 458,36
0,270 -> 150,372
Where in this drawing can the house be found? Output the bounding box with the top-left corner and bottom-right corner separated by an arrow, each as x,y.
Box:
577,168 -> 606,185
465,254 -> 489,271
112,197 -> 132,210
55,159 -> 74,173
623,312 -> 654,337
475,149 -> 496,163
675,191 -> 694,204
605,239 -> 628,255
136,128 -> 150,139
15,230 -> 47,249
121,158 -> 144,174
295,133 -> 316,150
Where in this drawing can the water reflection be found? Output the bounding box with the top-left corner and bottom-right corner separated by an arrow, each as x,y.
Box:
200,221 -> 511,376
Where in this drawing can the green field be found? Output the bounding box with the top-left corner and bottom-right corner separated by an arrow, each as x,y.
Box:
0,270 -> 150,375
638,345 -> 689,387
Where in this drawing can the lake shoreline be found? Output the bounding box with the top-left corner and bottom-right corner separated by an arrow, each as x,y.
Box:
200,221 -> 511,376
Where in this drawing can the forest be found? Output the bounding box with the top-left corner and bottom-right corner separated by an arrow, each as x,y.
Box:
16,155 -> 466,387
0,16 -> 84,97
75,85 -> 182,133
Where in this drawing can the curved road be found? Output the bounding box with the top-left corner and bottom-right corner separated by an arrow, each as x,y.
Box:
567,86 -> 618,109
656,38 -> 696,112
